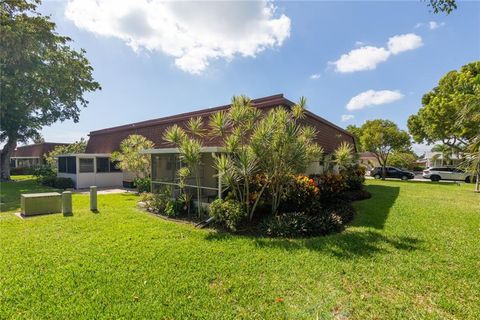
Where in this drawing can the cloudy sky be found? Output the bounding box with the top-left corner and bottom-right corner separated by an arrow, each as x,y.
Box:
39,0 -> 479,153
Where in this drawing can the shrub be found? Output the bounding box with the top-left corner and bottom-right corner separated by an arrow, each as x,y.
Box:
209,199 -> 245,231
325,202 -> 356,224
311,173 -> 347,202
279,175 -> 321,213
39,176 -> 74,189
10,167 -> 33,175
134,177 -> 151,193
40,176 -> 56,187
32,165 -> 56,182
53,177 -> 74,189
262,211 -> 343,238
343,164 -> 366,191
339,189 -> 372,202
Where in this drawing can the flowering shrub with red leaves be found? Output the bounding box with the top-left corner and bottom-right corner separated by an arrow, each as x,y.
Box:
278,175 -> 322,214
311,173 -> 347,198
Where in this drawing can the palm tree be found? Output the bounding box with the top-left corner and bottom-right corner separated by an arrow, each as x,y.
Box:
431,144 -> 454,166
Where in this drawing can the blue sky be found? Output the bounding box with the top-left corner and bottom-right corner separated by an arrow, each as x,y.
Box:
39,0 -> 480,153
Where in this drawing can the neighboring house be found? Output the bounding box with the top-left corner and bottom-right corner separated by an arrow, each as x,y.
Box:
421,152 -> 462,168
10,142 -> 69,169
358,152 -> 380,169
59,94 -> 356,191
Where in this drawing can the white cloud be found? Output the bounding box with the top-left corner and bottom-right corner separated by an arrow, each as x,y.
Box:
331,33 -> 422,73
429,21 -> 445,30
341,114 -> 354,122
387,33 -> 423,55
346,90 -> 404,111
332,46 -> 391,73
310,73 -> 321,80
415,21 -> 445,30
355,41 -> 365,46
65,0 -> 291,74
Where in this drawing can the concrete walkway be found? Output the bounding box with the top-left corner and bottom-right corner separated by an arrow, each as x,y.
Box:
74,187 -> 136,195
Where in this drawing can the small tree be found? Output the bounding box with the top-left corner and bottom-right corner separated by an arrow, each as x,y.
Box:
45,138 -> 87,168
357,120 -> 411,179
111,135 -> 154,178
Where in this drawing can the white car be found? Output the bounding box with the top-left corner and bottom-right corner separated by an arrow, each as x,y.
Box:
422,167 -> 473,182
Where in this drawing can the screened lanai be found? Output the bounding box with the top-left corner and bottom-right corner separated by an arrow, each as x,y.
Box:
144,147 -> 224,204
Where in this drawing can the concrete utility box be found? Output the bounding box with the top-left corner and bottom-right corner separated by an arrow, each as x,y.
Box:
62,191 -> 72,214
21,192 -> 62,216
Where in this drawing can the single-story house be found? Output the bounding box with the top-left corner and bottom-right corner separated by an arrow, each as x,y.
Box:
59,94 -> 356,194
358,151 -> 380,169
10,142 -> 69,169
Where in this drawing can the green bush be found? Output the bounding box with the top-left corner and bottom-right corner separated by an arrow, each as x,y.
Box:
134,177 -> 151,193
39,176 -> 74,189
32,165 -> 56,182
343,164 -> 366,191
40,176 -> 56,187
10,167 -> 33,175
325,201 -> 356,224
209,199 -> 245,231
262,211 -> 343,238
53,177 -> 74,189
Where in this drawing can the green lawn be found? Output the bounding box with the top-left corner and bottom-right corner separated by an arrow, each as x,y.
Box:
1,178 -> 479,319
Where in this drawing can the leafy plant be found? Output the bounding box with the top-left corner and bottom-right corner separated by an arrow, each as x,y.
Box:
209,199 -> 245,231
32,165 -> 56,182
111,135 -> 155,179
261,211 -> 343,238
134,177 -> 151,193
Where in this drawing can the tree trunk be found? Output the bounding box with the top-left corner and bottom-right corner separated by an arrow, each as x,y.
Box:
1,138 -> 17,181
382,165 -> 386,180
475,172 -> 479,193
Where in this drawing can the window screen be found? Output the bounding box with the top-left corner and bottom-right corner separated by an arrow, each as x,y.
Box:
79,158 -> 94,173
58,157 -> 67,173
96,157 -> 110,172
66,157 -> 76,173
58,156 -> 76,173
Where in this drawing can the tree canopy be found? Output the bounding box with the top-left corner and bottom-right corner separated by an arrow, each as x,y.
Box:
0,0 -> 101,179
407,61 -> 480,152
349,120 -> 411,178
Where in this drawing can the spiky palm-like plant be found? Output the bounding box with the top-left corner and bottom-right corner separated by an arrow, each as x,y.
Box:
164,124 -> 204,217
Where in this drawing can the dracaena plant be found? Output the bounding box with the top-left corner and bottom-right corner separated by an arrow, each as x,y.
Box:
163,122 -> 204,217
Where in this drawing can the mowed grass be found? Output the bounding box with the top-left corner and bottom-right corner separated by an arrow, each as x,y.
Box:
0,178 -> 479,319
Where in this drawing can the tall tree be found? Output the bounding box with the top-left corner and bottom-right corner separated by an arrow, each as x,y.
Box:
0,0 -> 101,180
408,62 -> 480,152
356,120 -> 411,179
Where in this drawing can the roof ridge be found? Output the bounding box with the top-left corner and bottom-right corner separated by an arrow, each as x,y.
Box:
89,94 -> 289,136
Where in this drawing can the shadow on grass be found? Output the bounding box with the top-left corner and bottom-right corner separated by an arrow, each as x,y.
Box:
351,184 -> 400,230
205,184 -> 418,259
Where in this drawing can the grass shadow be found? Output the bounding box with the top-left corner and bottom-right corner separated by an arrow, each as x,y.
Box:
351,184 -> 400,229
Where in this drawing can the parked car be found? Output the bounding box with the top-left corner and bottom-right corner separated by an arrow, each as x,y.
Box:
422,167 -> 474,182
371,166 -> 415,180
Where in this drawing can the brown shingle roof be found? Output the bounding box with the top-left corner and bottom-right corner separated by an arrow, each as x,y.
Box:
86,94 -> 355,154
12,142 -> 70,158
